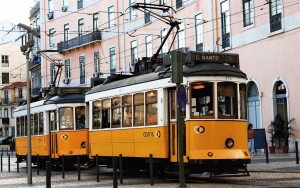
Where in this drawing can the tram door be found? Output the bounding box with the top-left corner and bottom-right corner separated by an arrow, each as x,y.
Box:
169,89 -> 187,163
49,111 -> 59,158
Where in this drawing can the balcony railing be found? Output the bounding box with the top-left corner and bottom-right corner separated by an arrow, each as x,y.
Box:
29,1 -> 40,17
1,98 -> 10,105
57,31 -> 101,52
2,118 -> 9,125
32,88 -> 41,97
176,0 -> 183,9
77,0 -> 83,9
270,13 -> 282,33
196,43 -> 203,52
80,75 -> 85,84
145,12 -> 150,24
222,33 -> 230,48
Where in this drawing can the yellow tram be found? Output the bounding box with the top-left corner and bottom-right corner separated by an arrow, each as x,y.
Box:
14,93 -> 88,166
86,51 -> 251,176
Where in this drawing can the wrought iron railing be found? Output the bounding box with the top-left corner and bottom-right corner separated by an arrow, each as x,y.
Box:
57,31 -> 101,52
270,13 -> 282,33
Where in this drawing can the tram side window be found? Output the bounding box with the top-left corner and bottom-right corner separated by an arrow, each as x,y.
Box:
217,82 -> 237,119
30,114 -> 35,135
191,82 -> 214,118
39,112 -> 44,134
133,93 -> 144,126
112,97 -> 121,128
122,95 -> 132,127
146,91 -> 157,125
33,114 -> 39,135
21,116 -> 26,136
102,99 -> 111,129
170,90 -> 176,119
50,111 -> 57,131
16,117 -> 21,136
92,101 -> 101,129
59,107 -> 74,130
240,84 -> 247,120
75,106 -> 85,129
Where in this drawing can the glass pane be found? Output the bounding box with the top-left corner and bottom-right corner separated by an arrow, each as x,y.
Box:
134,93 -> 144,104
39,112 -> 44,135
170,90 -> 176,119
190,82 -> 214,118
134,105 -> 144,126
146,91 -> 157,103
146,103 -> 157,125
102,99 -> 110,129
123,106 -> 132,127
34,114 -> 39,135
59,107 -> 74,129
122,95 -> 132,106
75,106 -> 85,129
218,82 -> 237,119
93,101 -> 101,129
240,84 -> 247,119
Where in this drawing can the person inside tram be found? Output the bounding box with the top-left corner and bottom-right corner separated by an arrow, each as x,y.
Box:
75,107 -> 85,129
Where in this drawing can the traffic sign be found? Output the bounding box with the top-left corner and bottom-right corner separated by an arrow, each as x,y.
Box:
177,84 -> 186,111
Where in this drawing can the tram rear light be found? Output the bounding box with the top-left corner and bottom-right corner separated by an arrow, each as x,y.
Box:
81,142 -> 86,148
225,138 -> 234,148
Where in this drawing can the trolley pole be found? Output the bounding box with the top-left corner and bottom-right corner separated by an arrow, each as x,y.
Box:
171,51 -> 187,188
16,23 -> 40,185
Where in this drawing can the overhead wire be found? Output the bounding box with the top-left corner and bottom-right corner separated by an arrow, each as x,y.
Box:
12,0 -> 299,80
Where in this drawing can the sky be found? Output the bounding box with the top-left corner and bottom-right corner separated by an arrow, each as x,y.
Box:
0,0 -> 32,24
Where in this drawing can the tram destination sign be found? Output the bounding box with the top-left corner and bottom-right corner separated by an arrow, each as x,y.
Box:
51,87 -> 90,95
185,51 -> 240,68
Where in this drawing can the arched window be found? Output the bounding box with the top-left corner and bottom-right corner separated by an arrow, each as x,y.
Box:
274,81 -> 288,122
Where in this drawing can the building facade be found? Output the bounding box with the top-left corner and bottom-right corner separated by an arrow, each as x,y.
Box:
38,0 -> 300,151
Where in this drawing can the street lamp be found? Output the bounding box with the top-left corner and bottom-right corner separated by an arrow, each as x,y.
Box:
16,23 -> 40,185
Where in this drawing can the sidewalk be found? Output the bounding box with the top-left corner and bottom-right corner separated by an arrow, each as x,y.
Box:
248,151 -> 300,173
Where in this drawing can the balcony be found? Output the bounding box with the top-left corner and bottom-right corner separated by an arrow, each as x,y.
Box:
2,118 -> 9,125
222,33 -> 230,49
1,98 -> 10,105
270,13 -> 282,33
57,31 -> 101,53
77,0 -> 83,9
29,1 -> 40,17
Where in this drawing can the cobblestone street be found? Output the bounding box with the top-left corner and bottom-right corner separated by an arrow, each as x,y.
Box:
0,152 -> 300,187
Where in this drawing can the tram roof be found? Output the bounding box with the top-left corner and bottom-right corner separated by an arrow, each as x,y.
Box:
44,94 -> 85,104
87,63 -> 246,95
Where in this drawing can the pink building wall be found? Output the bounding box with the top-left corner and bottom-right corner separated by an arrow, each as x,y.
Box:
39,0 -> 300,149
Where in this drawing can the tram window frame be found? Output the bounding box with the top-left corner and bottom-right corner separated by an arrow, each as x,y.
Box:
101,99 -> 111,129
34,113 -> 39,135
75,106 -> 85,129
239,83 -> 247,120
92,100 -> 101,129
217,82 -> 238,119
190,82 -> 215,119
39,112 -> 44,135
21,116 -> 25,136
16,117 -> 21,137
133,93 -> 145,126
146,90 -> 158,125
30,114 -> 35,135
122,95 -> 133,127
50,110 -> 57,131
170,90 -> 176,120
111,97 -> 121,128
59,107 -> 74,130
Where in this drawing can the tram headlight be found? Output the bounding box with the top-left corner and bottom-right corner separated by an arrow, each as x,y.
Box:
225,138 -> 234,148
81,142 -> 86,148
